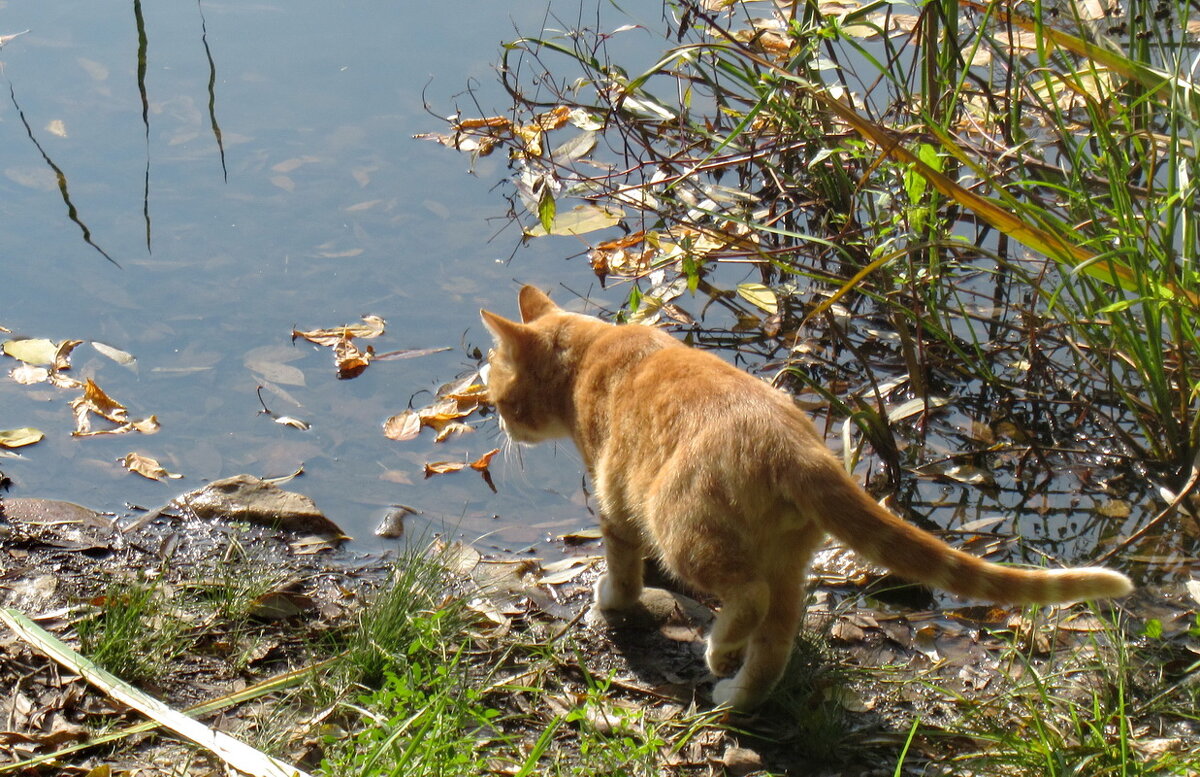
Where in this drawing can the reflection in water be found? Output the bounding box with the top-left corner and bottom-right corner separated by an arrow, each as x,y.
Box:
196,0 -> 227,182
7,82 -> 119,267
133,0 -> 151,253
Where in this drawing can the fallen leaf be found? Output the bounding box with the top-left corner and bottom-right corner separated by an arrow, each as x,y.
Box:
470,448 -> 500,471
54,339 -> 84,370
71,378 -> 128,426
334,337 -> 373,379
373,346 -> 452,361
0,427 -> 44,448
10,364 -> 49,384
120,452 -> 183,481
383,410 -> 422,442
434,422 -> 474,443
423,461 -> 466,477
3,338 -> 61,366
524,204 -> 624,237
91,341 -> 137,367
292,315 -> 386,346
736,282 -> 778,315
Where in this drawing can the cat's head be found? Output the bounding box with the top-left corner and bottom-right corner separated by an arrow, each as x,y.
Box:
479,285 -> 576,443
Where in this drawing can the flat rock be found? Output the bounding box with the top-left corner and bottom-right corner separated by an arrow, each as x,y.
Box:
0,498 -> 113,530
174,474 -> 343,537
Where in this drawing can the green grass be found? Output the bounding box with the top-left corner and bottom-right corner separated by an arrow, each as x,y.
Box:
75,573 -> 191,686
433,0 -> 1199,504
905,607 -> 1200,776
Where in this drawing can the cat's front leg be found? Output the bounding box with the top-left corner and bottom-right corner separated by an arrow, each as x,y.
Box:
590,519 -> 644,617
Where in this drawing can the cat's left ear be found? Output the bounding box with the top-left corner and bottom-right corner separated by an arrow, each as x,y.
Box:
480,309 -> 528,353
517,285 -> 560,323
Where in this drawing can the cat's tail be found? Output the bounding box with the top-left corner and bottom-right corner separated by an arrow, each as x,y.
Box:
801,465 -> 1133,604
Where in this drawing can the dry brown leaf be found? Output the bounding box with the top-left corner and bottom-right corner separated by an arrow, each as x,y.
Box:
434,422 -> 474,443
423,460 -> 466,477
76,378 -> 128,423
383,410 -> 422,442
54,339 -> 83,370
292,315 -> 386,346
334,337 -> 373,379
470,448 -> 500,471
121,452 -> 183,481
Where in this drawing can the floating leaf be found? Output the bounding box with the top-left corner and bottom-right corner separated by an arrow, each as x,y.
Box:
736,283 -> 778,314
469,448 -> 500,471
524,204 -> 624,237
10,363 -> 49,384
92,341 -> 137,367
0,427 -> 44,448
3,338 -> 60,366
423,460 -> 466,477
121,452 -> 183,481
373,346 -> 452,361
334,337 -> 373,380
54,339 -> 83,371
434,422 -> 474,443
292,315 -> 386,347
72,378 -> 127,425
383,410 -> 422,442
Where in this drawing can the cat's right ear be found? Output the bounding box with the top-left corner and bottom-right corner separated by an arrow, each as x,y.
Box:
517,285 -> 560,323
480,309 -> 528,354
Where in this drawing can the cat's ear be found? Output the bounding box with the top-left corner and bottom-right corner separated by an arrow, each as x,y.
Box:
480,309 -> 529,352
517,285 -> 560,323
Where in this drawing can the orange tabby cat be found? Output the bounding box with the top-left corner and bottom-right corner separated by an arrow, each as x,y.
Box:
481,285 -> 1133,710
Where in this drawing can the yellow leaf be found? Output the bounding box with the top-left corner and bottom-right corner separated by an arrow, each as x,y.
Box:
0,427 -> 44,448
524,204 -> 624,237
121,452 -> 183,481
3,338 -> 60,366
737,283 -> 778,314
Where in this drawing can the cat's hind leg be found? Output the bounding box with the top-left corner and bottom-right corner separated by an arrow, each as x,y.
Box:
711,569 -> 807,710
705,578 -> 769,677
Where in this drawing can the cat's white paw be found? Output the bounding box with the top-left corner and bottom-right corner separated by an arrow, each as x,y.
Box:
594,573 -> 638,611
711,677 -> 742,708
705,639 -> 745,677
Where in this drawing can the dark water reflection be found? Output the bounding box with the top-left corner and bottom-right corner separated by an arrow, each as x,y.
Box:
1,0 -> 664,553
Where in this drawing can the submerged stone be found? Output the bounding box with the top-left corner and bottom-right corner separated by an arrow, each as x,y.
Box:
174,474 -> 344,537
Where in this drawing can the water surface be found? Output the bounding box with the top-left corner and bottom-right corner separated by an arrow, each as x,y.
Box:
0,0 -> 661,553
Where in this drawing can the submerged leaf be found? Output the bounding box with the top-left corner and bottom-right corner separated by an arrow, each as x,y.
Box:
121,452 -> 183,481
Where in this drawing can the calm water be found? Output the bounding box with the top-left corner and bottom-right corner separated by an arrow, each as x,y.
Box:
0,0 -> 667,553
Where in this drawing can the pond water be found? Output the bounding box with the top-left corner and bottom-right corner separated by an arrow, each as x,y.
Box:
0,0 -> 671,554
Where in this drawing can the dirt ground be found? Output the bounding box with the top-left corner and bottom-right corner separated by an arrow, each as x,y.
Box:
2,493 -> 1197,776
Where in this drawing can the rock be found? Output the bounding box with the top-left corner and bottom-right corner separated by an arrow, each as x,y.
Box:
174,475 -> 344,537
0,498 -> 113,530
